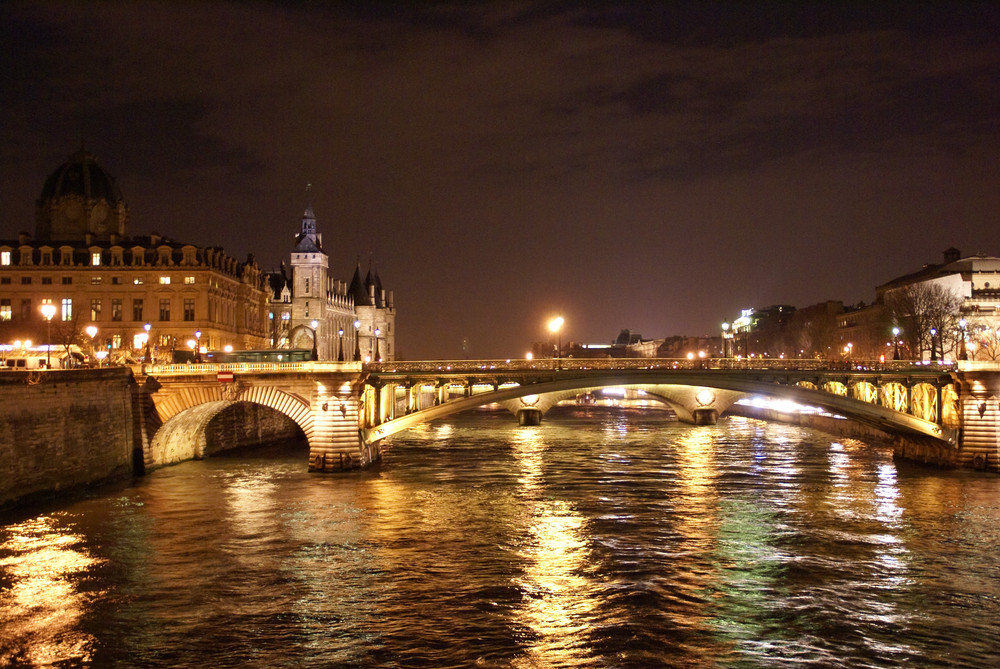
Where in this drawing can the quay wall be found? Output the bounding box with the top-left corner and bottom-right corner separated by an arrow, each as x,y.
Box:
0,368 -> 140,509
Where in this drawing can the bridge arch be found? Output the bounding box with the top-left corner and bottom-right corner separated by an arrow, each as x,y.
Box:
364,371 -> 948,446
147,383 -> 315,468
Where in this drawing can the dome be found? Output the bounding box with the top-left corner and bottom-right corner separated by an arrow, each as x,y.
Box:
40,149 -> 124,203
35,149 -> 128,241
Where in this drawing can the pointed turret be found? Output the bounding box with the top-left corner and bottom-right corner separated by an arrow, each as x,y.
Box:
293,183 -> 323,253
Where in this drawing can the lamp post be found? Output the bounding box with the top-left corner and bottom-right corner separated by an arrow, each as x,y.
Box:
374,327 -> 381,362
40,303 -> 57,369
721,322 -> 731,357
86,325 -> 98,367
548,316 -> 564,368
930,328 -> 938,362
892,327 -> 900,360
353,319 -> 361,361
194,330 -> 202,363
310,319 -> 319,361
143,322 -> 152,364
959,319 -> 968,361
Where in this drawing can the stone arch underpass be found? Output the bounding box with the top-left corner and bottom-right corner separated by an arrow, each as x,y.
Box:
361,372 -> 951,447
147,382 -> 315,468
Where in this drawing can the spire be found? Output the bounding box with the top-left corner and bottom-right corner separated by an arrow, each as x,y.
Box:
293,182 -> 323,253
349,259 -> 371,306
301,182 -> 316,234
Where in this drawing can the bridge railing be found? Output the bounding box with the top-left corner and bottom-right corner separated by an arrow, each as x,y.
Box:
364,358 -> 958,374
133,361 -> 363,375
131,357 -> 962,377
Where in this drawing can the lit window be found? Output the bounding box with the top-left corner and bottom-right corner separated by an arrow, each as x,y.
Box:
0,299 -> 10,321
91,276 -> 102,285
61,298 -> 72,321
184,276 -> 195,284
1,251 -> 10,266
159,276 -> 171,285
133,277 -> 143,285
91,252 -> 101,266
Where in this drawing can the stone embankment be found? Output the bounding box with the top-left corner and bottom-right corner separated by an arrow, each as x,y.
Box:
0,368 -> 140,509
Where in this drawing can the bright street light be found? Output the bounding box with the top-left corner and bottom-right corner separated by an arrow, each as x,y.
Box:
548,316 -> 564,361
40,303 -> 57,368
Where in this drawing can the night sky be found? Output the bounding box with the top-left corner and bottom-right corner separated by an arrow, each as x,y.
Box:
3,3 -> 1000,360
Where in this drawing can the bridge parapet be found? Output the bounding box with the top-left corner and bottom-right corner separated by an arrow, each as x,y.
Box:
366,357 -> 957,374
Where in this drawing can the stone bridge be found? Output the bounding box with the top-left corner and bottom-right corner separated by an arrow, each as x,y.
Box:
135,358 -> 1000,473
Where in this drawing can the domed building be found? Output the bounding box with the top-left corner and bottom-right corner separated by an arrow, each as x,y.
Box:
0,149 -> 270,365
35,149 -> 129,242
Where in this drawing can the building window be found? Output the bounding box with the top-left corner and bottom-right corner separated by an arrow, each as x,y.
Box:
111,299 -> 123,322
159,276 -> 171,285
183,298 -> 195,321
61,276 -> 72,285
0,277 -> 9,284
112,276 -> 121,285
132,299 -> 143,322
111,334 -> 122,350
305,278 -> 310,293
133,276 -> 144,285
61,298 -> 72,321
42,277 -> 52,285
20,299 -> 31,320
91,276 -> 102,285
40,250 -> 53,265
91,298 -> 102,321
1,251 -> 10,266
20,277 -> 30,285
159,298 -> 171,321
184,276 -> 195,284
0,299 -> 10,321
91,252 -> 101,266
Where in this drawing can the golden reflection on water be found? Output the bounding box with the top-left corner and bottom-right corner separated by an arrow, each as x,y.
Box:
0,514 -> 103,666
510,428 -> 599,668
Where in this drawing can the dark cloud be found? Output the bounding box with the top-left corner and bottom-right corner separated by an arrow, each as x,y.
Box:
3,1 -> 1000,358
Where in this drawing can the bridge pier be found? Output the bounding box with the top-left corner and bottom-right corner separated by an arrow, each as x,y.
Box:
692,408 -> 719,425
517,407 -> 542,426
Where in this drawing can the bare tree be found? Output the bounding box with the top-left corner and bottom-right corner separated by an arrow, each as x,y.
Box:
968,320 -> 1000,360
883,282 -> 963,360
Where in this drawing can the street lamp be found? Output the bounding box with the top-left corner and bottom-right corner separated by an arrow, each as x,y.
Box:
959,319 -> 968,361
40,303 -> 57,369
194,330 -> 202,363
548,316 -> 564,364
374,327 -> 381,362
930,328 -> 938,362
353,319 -> 361,361
721,322 -> 731,357
892,327 -> 900,360
86,325 -> 98,367
143,322 -> 152,364
338,327 -> 345,362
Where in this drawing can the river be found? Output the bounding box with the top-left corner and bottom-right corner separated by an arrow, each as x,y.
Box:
2,407 -> 999,667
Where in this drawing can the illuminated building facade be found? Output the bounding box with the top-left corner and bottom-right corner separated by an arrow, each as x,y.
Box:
266,201 -> 396,361
0,149 -> 270,363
